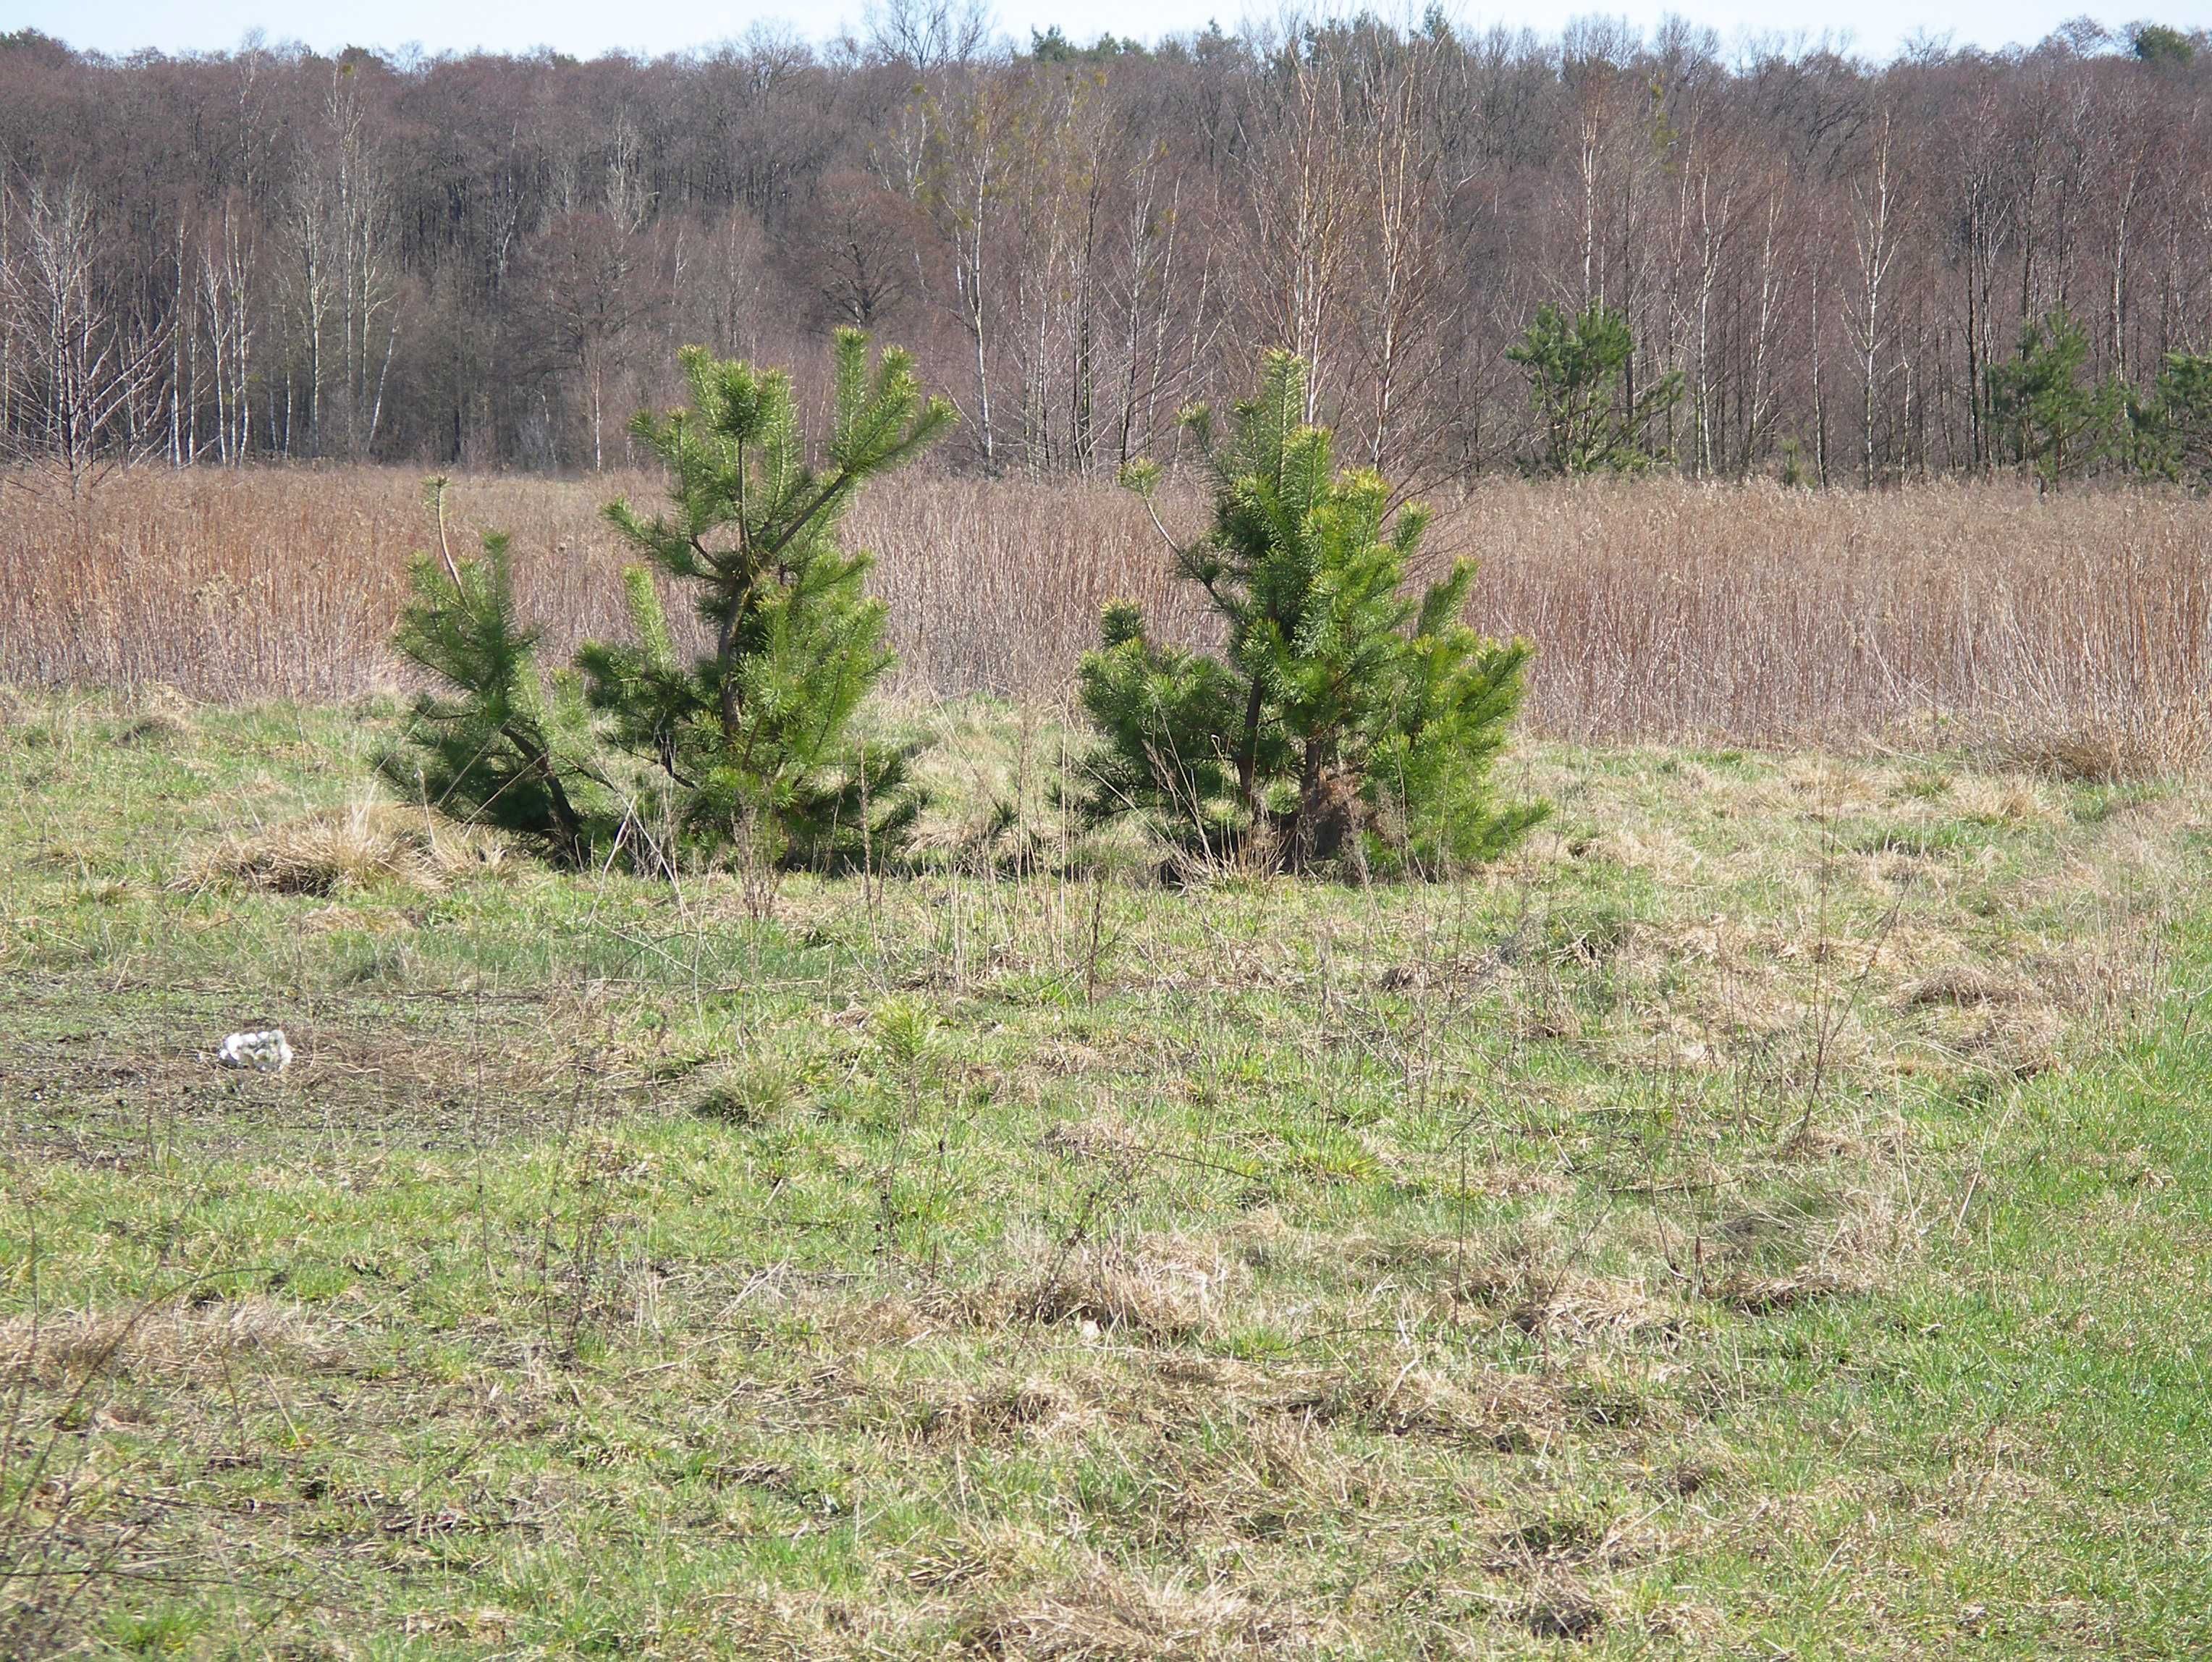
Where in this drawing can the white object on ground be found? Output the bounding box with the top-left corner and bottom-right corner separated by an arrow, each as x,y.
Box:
215,1029 -> 294,1073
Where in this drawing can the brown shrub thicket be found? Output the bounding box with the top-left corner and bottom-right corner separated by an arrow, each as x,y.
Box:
3,465 -> 2205,765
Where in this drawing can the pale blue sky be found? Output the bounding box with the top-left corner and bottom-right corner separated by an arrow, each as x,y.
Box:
5,0 -> 2208,61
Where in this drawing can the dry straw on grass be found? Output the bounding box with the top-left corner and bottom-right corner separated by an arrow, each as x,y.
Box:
955,1558 -> 1299,1660
179,798 -> 508,895
0,1296 -> 349,1385
3,465 -> 2208,759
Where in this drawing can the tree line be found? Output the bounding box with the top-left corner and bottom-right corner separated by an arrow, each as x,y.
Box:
4,10 -> 2211,487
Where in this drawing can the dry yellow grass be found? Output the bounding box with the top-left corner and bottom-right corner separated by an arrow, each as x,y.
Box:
177,797 -> 510,895
0,1296 -> 351,1386
2,466 -> 2207,762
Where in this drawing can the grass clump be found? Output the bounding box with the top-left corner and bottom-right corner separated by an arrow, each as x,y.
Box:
180,798 -> 506,895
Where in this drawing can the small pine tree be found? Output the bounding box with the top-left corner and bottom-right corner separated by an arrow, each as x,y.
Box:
1986,307 -> 2122,488
1081,352 -> 1543,876
382,330 -> 952,872
2124,351 -> 2212,488
586,332 -> 953,866
379,531 -> 614,866
1076,599 -> 1257,855
2159,353 -> 2212,486
1508,300 -> 1681,474
1364,560 -> 1548,869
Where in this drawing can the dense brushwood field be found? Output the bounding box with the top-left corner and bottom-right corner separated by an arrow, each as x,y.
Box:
4,693 -> 2211,1655
1,466 -> 2206,769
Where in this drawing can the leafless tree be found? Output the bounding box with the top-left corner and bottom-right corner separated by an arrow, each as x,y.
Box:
1,20 -> 2209,484
1848,112 -> 1905,487
866,0 -> 993,73
0,178 -> 172,491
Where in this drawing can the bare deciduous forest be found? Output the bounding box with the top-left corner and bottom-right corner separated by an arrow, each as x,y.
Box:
4,10 -> 2211,486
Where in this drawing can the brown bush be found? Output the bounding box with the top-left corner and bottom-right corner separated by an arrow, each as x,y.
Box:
3,465 -> 2205,762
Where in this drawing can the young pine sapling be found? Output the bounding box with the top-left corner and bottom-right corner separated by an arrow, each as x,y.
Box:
1079,352 -> 1544,876
382,330 -> 953,872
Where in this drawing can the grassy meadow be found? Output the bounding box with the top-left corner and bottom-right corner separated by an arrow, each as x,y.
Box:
3,688 -> 2209,1657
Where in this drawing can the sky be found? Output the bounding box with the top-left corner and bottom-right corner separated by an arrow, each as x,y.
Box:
6,0 -> 2209,63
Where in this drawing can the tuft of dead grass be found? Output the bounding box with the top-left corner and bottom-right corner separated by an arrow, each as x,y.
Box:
1996,722 -> 2185,786
1707,1271 -> 1855,1316
1957,1006 -> 2071,1079
1270,1362 -> 1562,1446
112,711 -> 187,748
1515,1581 -> 1608,1642
956,1558 -> 1302,1659
1040,1114 -> 1154,1168
179,798 -> 508,895
1946,774 -> 2058,825
1014,1239 -> 1233,1342
110,683 -> 198,748
1447,1248 -> 1676,1339
1898,963 -> 2029,1008
0,1296 -> 351,1385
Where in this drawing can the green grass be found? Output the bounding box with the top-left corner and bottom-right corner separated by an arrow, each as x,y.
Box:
1,690 -> 2207,1657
